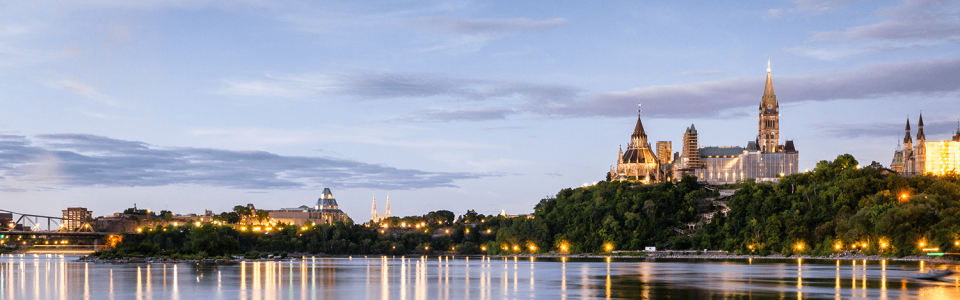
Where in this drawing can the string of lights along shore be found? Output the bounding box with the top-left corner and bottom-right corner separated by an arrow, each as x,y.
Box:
612,61 -> 799,185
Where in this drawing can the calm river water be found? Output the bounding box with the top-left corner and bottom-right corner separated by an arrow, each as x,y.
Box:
1,254 -> 959,299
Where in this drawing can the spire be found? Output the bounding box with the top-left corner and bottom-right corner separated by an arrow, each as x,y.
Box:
917,113 -> 925,141
631,103 -> 647,141
763,61 -> 775,101
371,194 -> 377,222
904,117 -> 912,144
385,193 -> 391,218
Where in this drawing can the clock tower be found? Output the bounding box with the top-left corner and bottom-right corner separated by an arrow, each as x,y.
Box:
758,60 -> 780,153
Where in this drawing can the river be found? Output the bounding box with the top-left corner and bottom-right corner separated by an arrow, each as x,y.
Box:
1,254 -> 958,299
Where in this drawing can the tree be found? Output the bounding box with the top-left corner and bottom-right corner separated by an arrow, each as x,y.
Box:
256,210 -> 270,224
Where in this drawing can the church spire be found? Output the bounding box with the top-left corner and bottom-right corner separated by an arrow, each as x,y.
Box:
904,117 -> 912,144
385,193 -> 391,218
917,113 -> 926,141
371,194 -> 378,222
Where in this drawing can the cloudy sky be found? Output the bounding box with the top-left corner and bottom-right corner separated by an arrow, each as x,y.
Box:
2,0 -> 959,219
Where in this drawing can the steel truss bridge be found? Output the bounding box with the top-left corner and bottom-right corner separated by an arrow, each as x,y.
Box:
1,208 -> 116,237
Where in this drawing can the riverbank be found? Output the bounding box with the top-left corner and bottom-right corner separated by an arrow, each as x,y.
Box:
497,252 -> 959,263
72,251 -> 959,265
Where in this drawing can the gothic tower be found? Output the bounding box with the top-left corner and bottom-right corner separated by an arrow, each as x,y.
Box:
916,113 -> 926,173
758,60 -> 780,153
371,195 -> 378,223
385,194 -> 391,219
903,118 -> 914,174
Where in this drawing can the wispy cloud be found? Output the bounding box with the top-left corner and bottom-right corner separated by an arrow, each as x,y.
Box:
764,0 -> 860,19
790,0 -> 960,59
58,80 -> 116,105
398,108 -> 515,122
411,17 -> 566,52
0,134 -> 489,191
413,17 -> 567,34
814,119 -> 960,139
677,70 -> 726,76
551,58 -> 960,119
217,58 -> 960,121
813,0 -> 960,42
217,71 -> 581,121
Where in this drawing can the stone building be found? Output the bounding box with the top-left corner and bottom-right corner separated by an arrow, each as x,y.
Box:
371,194 -> 391,223
611,105 -> 661,183
675,61 -> 799,184
892,116 -> 960,176
266,188 -> 350,226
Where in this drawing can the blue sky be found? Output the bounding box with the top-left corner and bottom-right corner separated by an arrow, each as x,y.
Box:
2,0 -> 959,219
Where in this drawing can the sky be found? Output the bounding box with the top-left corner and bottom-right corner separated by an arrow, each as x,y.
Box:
1,0 -> 959,220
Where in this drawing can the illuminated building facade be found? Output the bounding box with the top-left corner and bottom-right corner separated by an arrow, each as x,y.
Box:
62,207 -> 92,231
656,141 -> 673,164
612,105 -> 661,183
678,62 -> 800,184
371,193 -> 391,223
266,188 -> 350,225
896,118 -> 960,176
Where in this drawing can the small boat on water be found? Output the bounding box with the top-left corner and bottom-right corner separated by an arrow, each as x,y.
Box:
916,269 -> 954,280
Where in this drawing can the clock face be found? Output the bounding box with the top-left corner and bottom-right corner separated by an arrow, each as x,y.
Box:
766,103 -> 773,109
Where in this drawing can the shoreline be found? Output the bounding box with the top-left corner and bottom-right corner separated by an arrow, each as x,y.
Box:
498,253 -> 958,263
68,252 -> 959,265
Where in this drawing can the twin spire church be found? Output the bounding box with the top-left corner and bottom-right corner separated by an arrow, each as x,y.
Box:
371,194 -> 391,223
612,61 -> 800,184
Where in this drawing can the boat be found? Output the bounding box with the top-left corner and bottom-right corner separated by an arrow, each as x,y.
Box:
916,269 -> 954,280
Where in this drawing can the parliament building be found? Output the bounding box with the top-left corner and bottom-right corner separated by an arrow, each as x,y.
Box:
612,61 -> 799,185
890,115 -> 960,176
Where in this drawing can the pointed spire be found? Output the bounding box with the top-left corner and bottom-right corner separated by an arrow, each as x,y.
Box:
385,193 -> 391,218
904,117 -> 912,144
632,103 -> 647,140
371,193 -> 378,222
763,61 -> 775,100
917,113 -> 925,141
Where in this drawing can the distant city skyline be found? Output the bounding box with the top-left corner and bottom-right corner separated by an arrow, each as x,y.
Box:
1,0 -> 959,219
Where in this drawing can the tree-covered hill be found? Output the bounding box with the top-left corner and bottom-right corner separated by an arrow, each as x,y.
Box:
693,154 -> 960,256
532,176 -> 707,253
91,154 -> 960,258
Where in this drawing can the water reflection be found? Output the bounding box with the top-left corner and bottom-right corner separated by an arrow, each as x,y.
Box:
1,254 -> 960,299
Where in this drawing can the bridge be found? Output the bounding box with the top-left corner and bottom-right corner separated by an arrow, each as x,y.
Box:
1,208 -> 118,237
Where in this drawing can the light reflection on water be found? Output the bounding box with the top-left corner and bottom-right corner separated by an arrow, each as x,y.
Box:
1,254 -> 960,299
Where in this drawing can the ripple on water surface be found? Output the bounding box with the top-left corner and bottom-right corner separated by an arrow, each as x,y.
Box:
1,254 -> 959,299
